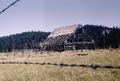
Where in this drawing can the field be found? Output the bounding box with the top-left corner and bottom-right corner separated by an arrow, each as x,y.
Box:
0,49 -> 120,81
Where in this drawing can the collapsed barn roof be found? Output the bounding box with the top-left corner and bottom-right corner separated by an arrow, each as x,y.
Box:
42,24 -> 81,45
40,24 -> 96,51
48,24 -> 80,38
41,24 -> 94,46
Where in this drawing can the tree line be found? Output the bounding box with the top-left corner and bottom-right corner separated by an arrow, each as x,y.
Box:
0,25 -> 119,52
0,31 -> 50,52
82,25 -> 120,49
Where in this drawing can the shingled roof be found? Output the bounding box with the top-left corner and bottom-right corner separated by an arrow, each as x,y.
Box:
48,24 -> 80,38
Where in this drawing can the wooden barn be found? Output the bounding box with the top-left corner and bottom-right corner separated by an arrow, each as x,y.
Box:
41,24 -> 95,51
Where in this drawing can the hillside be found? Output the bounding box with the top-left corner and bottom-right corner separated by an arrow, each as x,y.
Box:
82,25 -> 120,48
0,24 -> 120,52
0,31 -> 50,52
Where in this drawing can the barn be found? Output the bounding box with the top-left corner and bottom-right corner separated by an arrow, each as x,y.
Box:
41,24 -> 95,51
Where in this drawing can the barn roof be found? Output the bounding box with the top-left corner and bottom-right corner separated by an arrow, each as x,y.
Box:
43,34 -> 70,45
48,24 -> 80,38
41,24 -> 94,46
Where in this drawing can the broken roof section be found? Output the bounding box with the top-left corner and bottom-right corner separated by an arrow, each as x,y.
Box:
48,24 -> 81,38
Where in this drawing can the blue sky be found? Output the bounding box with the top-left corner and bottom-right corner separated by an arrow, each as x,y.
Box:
0,0 -> 120,36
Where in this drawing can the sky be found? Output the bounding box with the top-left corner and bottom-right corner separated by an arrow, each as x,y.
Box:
0,0 -> 120,37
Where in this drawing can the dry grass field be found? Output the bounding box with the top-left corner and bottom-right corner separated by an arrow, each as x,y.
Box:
0,49 -> 120,81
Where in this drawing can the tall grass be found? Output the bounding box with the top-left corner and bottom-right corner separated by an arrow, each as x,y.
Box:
0,49 -> 119,81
